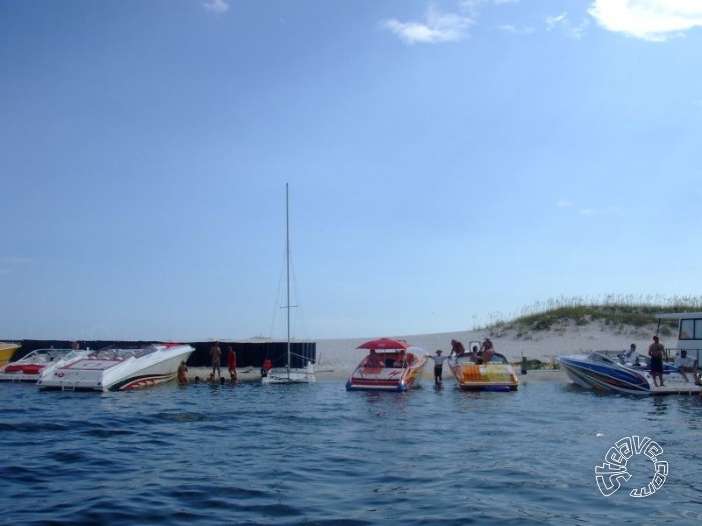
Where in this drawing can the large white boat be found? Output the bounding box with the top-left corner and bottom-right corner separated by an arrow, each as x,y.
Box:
261,184 -> 315,385
558,312 -> 702,395
346,338 -> 428,391
37,343 -> 194,392
0,348 -> 88,382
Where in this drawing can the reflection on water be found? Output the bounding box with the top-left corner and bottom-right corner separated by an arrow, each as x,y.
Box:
1,379 -> 701,524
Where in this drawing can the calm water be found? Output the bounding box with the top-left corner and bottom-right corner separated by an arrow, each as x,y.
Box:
1,377 -> 701,525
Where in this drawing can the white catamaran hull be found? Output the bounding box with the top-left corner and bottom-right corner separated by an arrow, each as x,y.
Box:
261,362 -> 316,384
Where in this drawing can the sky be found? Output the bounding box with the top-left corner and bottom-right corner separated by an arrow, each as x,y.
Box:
1,0 -> 701,342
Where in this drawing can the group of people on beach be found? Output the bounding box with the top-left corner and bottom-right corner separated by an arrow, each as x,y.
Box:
617,335 -> 700,387
177,342 -> 238,385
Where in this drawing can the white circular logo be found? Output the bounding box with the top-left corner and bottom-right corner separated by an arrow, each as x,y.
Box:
595,435 -> 667,497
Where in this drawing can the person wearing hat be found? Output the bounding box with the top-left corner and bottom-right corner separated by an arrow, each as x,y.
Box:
648,335 -> 666,387
429,349 -> 446,386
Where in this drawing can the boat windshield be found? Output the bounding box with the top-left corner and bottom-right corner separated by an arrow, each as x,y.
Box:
588,353 -> 616,364
89,345 -> 159,361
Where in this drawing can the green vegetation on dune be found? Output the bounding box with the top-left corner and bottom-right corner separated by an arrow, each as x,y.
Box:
481,295 -> 702,370
483,294 -> 702,338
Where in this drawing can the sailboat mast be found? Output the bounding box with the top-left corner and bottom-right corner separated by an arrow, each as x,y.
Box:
286,183 -> 291,373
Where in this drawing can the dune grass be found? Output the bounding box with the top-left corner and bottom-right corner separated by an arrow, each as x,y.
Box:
484,294 -> 702,337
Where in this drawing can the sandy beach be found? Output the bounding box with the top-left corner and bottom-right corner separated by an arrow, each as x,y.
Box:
186,319 -> 658,384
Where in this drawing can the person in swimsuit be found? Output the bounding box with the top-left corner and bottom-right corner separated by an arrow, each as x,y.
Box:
227,346 -> 237,382
177,360 -> 188,384
210,342 -> 222,380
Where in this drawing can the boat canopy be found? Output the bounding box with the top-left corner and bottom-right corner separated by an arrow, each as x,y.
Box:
655,312 -> 702,320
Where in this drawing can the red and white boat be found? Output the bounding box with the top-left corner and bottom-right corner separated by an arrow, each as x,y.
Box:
37,343 -> 194,392
346,338 -> 429,391
0,348 -> 87,382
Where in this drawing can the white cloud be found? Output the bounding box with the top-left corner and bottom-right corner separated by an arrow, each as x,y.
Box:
203,0 -> 229,13
579,206 -> 621,216
546,12 -> 589,39
382,6 -> 476,44
557,200 -> 573,208
588,0 -> 702,41
498,23 -> 535,35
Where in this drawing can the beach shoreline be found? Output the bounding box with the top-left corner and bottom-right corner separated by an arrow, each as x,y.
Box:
185,366 -> 567,384
185,320 -> 661,386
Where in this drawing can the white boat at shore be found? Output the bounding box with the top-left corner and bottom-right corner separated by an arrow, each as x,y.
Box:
0,348 -> 88,382
557,352 -> 700,395
261,184 -> 315,385
37,343 -> 194,392
558,311 -> 702,396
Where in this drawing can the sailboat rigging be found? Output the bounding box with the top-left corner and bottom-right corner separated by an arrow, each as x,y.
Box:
261,183 -> 316,384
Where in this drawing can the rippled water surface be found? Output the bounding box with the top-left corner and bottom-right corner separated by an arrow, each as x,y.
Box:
2,378 -> 702,525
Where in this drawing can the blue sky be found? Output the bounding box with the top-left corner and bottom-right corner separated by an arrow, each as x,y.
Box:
1,0 -> 701,342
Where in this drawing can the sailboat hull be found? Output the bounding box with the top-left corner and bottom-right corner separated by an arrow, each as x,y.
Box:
261,362 -> 316,384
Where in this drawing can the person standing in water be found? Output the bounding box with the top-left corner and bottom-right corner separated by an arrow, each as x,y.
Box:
227,346 -> 237,382
177,360 -> 188,384
429,349 -> 446,386
210,342 -> 222,380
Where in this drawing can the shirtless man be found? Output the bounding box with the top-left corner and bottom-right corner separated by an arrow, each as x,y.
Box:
480,338 -> 495,364
210,342 -> 222,380
177,360 -> 188,384
648,335 -> 665,387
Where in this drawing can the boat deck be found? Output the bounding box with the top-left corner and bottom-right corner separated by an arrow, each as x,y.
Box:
648,382 -> 702,395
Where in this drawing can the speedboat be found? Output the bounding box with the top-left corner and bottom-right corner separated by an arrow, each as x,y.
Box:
0,348 -> 87,382
557,353 -> 701,395
0,342 -> 21,368
346,338 -> 429,391
37,343 -> 195,392
448,351 -> 519,391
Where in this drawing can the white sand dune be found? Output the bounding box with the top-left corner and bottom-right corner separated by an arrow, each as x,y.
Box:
189,320 -> 663,382
314,320 -> 660,372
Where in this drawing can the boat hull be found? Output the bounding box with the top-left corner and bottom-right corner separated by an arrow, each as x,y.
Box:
262,362 -> 316,384
37,344 -> 194,392
0,342 -> 20,368
448,355 -> 519,391
346,348 -> 429,392
557,354 -> 702,395
0,349 -> 85,382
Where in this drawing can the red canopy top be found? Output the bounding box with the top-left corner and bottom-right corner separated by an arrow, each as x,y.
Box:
357,338 -> 410,350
